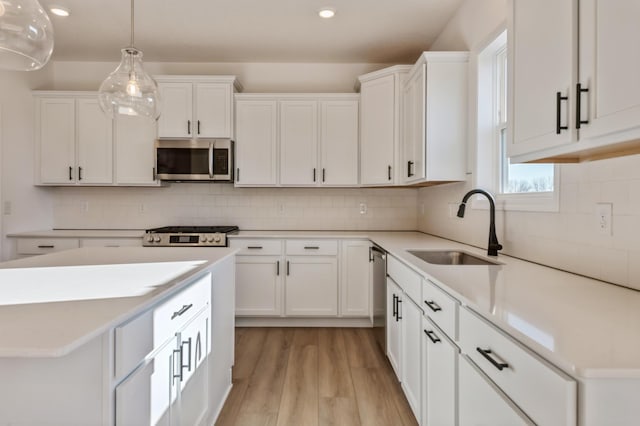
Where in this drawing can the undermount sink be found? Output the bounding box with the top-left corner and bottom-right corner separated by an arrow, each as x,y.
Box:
408,250 -> 500,266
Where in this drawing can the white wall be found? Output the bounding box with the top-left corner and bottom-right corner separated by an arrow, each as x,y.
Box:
418,0 -> 640,291
0,68 -> 55,260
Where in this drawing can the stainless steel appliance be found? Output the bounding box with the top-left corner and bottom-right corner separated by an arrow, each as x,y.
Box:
143,226 -> 239,247
155,139 -> 234,182
370,245 -> 387,353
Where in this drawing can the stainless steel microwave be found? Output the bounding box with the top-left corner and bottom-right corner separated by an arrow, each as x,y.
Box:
155,139 -> 234,182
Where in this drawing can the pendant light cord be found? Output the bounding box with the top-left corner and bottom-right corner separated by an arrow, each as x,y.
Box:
130,0 -> 135,47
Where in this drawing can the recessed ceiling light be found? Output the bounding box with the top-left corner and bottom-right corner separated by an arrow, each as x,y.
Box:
318,8 -> 336,19
50,6 -> 70,17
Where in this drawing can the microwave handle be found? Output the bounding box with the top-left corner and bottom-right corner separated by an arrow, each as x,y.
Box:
208,142 -> 214,178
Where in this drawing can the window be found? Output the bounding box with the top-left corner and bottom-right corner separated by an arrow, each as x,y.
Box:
475,30 -> 559,211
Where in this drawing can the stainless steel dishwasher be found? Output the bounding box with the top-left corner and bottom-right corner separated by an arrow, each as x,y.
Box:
370,245 -> 387,353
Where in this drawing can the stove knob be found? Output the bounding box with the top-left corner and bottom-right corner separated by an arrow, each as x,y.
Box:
200,235 -> 207,243
146,235 -> 154,243
153,235 -> 161,243
214,235 -> 222,243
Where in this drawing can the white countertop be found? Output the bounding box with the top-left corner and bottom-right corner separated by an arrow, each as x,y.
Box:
7,229 -> 144,239
0,247 -> 236,358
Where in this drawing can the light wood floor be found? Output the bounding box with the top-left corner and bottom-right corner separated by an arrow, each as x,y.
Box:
215,327 -> 418,426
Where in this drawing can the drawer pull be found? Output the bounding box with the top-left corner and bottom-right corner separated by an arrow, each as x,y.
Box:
304,246 -> 320,250
37,245 -> 55,249
276,260 -> 280,276
424,329 -> 441,344
171,304 -> 193,320
247,246 -> 263,249
424,300 -> 442,312
477,347 -> 509,371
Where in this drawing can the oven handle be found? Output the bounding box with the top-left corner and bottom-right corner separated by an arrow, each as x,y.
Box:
208,142 -> 214,178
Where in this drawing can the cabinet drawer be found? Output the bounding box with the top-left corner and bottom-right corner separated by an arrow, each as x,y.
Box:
459,308 -> 577,426
114,310 -> 153,379
230,239 -> 282,255
81,238 -> 141,248
387,255 -> 421,304
153,273 -> 212,347
285,239 -> 338,256
422,279 -> 459,340
16,238 -> 80,255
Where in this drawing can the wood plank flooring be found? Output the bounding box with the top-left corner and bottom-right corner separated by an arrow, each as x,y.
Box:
215,327 -> 417,426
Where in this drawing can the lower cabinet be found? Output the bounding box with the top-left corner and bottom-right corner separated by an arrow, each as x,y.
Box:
386,277 -> 403,377
459,354 -> 534,426
285,256 -> 338,316
421,316 -> 458,426
235,255 -> 282,316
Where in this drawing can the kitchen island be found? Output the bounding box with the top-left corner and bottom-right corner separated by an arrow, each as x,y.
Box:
0,246 -> 237,425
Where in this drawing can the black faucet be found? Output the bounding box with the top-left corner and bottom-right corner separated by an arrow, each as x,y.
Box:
457,189 -> 503,256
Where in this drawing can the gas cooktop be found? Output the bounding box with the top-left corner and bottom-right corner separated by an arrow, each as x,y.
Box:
143,226 -> 239,247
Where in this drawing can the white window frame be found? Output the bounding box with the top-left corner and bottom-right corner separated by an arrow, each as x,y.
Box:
474,28 -> 559,212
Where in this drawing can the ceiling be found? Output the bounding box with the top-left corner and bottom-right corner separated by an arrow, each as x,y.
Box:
40,0 -> 464,64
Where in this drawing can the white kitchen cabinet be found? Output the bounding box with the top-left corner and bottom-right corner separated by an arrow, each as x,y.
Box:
401,294 -> 422,420
235,255 -> 283,316
386,277 -> 402,377
319,100 -> 359,186
422,316 -> 458,426
339,240 -> 371,317
156,76 -> 240,139
401,52 -> 468,185
358,66 -> 411,186
279,100 -> 318,186
285,256 -> 338,316
459,354 -> 534,426
13,236 -> 141,258
234,98 -> 278,186
36,94 -> 113,185
114,114 -> 159,185
509,0 -> 640,163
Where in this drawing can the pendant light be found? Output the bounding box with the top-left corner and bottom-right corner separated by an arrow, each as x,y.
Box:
98,0 -> 160,119
0,0 -> 54,71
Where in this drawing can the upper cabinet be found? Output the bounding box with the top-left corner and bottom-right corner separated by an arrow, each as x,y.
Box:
35,92 -> 160,187
37,93 -> 113,185
358,66 -> 411,186
234,94 -> 359,188
509,0 -> 640,163
401,52 -> 468,185
156,76 -> 241,139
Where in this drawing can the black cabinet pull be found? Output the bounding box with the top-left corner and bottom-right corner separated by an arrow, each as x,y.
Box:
68,166 -> 73,181
171,303 -> 193,320
197,120 -> 201,134
322,168 -> 326,182
424,329 -> 441,344
407,161 -> 414,177
392,294 -> 398,319
172,348 -> 183,384
286,260 -> 290,276
78,166 -> 83,181
576,83 -> 590,129
37,245 -> 54,249
152,167 -> 156,181
397,299 -> 402,320
388,165 -> 392,181
304,246 -> 320,250
313,168 -> 317,182
476,347 -> 509,371
181,337 -> 192,377
556,91 -> 569,134
236,168 -> 240,182
276,260 -> 280,276
247,246 -> 263,249
187,120 -> 191,135
424,300 -> 442,312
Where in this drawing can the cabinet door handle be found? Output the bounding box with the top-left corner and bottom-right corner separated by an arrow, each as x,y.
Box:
152,167 -> 156,181
556,91 -> 569,134
171,303 -> 193,320
286,260 -> 290,276
172,348 -> 183,384
322,168 -> 326,182
68,166 -> 73,181
304,246 -> 320,250
247,246 -> 263,249
392,294 -> 398,319
397,298 -> 402,321
476,347 -> 509,371
424,300 -> 442,312
313,168 -> 317,182
576,83 -> 590,129
407,161 -> 414,177
276,260 -> 280,276
78,166 -> 82,181
236,168 -> 240,182
181,337 -> 192,376
187,120 -> 191,135
197,120 -> 201,134
37,245 -> 55,249
424,329 -> 441,344
388,165 -> 392,181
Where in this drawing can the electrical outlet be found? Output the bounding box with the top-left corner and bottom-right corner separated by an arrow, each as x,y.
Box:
595,202 -> 612,235
3,201 -> 11,215
359,202 -> 367,215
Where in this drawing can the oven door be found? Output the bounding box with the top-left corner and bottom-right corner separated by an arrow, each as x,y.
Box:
155,140 -> 213,181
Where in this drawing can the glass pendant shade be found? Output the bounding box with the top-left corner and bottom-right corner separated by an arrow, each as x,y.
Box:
0,0 -> 54,71
98,47 -> 161,119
